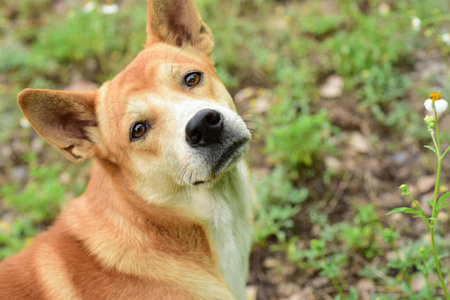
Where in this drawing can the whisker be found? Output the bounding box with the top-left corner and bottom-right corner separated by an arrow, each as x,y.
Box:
237,105 -> 259,116
180,161 -> 193,184
243,119 -> 269,130
247,127 -> 262,135
239,112 -> 262,118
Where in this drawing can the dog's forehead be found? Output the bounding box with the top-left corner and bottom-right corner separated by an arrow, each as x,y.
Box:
100,44 -> 218,108
122,45 -> 216,85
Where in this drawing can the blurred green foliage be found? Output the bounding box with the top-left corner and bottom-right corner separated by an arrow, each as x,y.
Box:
253,166 -> 308,245
2,154 -> 67,224
0,0 -> 449,298
0,153 -> 85,259
265,110 -> 335,168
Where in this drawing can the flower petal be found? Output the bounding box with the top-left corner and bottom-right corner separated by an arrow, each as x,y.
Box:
424,99 -> 433,111
411,17 -> 421,31
434,99 -> 448,114
101,3 -> 119,14
425,98 -> 448,114
83,2 -> 96,13
442,33 -> 450,45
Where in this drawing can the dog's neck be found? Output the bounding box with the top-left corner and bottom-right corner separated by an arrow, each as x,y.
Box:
60,158 -> 251,299
65,158 -> 214,256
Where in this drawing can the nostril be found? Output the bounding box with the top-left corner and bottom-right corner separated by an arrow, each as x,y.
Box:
185,109 -> 224,147
206,111 -> 221,126
188,130 -> 202,145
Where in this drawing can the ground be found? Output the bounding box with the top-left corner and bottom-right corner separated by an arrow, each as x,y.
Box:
0,0 -> 450,299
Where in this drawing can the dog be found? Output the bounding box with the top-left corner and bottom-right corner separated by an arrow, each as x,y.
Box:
0,0 -> 252,299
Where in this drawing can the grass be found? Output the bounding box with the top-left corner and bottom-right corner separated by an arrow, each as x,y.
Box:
1,0 -> 450,298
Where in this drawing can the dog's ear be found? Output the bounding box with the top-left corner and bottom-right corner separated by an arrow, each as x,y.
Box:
18,89 -> 99,162
146,0 -> 214,55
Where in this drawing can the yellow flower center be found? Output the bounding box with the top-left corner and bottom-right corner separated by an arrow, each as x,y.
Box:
430,92 -> 442,101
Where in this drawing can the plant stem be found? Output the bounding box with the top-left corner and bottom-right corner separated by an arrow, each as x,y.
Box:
442,145 -> 450,159
409,194 -> 430,227
429,106 -> 449,299
430,228 -> 450,299
431,159 -> 442,222
432,107 -> 442,221
430,132 -> 439,156
434,109 -> 441,155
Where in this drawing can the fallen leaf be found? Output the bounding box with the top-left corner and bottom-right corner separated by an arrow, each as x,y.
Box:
347,132 -> 370,154
320,75 -> 344,99
356,278 -> 375,300
411,274 -> 426,293
246,285 -> 258,300
324,155 -> 342,170
263,258 -> 283,269
410,175 -> 436,196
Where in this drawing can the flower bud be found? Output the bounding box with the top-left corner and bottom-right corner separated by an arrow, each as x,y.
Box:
399,184 -> 411,196
424,115 -> 435,128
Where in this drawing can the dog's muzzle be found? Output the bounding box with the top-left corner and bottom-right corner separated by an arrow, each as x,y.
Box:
184,108 -> 249,185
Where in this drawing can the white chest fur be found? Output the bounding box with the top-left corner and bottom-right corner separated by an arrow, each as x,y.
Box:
187,162 -> 252,300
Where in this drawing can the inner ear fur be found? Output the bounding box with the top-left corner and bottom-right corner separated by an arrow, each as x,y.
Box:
146,0 -> 214,55
18,89 -> 99,162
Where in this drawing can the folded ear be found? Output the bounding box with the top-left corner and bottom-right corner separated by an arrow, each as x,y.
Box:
146,0 -> 214,55
18,89 -> 99,162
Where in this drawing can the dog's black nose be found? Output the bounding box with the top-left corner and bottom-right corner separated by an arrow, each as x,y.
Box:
186,109 -> 224,147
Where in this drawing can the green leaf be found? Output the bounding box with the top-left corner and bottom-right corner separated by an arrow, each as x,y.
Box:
424,145 -> 437,155
386,207 -> 419,216
439,203 -> 450,210
427,200 -> 434,208
438,192 -> 450,207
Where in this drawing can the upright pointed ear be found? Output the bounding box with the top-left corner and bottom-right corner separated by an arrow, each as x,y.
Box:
18,89 -> 99,162
146,0 -> 214,55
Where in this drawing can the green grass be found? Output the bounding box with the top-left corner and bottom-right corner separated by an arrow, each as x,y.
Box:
0,152 -> 86,260
1,0 -> 450,298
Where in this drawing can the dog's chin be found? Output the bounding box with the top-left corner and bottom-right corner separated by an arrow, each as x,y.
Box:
187,139 -> 249,187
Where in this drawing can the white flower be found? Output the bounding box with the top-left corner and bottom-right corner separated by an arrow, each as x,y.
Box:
83,1 -> 96,13
411,17 -> 421,32
19,117 -> 30,129
424,92 -> 448,114
441,33 -> 450,45
101,2 -> 119,15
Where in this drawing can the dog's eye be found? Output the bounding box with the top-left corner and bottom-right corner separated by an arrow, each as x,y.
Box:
184,72 -> 203,87
131,122 -> 148,141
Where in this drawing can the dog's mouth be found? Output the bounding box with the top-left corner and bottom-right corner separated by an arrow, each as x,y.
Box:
213,138 -> 249,175
192,138 -> 249,186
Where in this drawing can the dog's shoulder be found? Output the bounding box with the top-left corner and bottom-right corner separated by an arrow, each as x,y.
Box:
0,227 -> 67,300
0,247 -> 43,300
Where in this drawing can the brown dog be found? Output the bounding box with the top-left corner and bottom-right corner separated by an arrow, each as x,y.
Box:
0,1 -> 252,299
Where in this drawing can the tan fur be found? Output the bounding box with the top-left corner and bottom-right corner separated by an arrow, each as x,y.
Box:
0,1 -> 251,299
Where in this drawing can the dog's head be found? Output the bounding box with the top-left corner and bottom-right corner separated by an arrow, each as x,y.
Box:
17,0 -> 250,201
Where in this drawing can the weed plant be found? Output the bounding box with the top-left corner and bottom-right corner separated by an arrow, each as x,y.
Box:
387,93 -> 450,299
